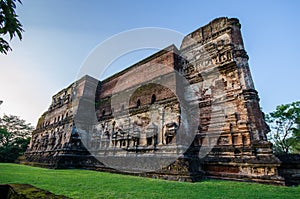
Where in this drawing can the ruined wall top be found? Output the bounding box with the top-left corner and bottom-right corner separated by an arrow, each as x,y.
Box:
180,17 -> 243,51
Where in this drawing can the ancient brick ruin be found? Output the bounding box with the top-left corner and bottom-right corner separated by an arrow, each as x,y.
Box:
25,17 -> 285,185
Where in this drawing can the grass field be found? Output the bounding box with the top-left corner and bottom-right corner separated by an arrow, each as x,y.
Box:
0,163 -> 299,199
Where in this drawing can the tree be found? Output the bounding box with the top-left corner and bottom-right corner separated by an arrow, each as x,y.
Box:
0,114 -> 33,162
266,101 -> 300,154
0,0 -> 24,54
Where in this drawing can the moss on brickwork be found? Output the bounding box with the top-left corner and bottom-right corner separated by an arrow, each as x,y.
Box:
0,184 -> 70,199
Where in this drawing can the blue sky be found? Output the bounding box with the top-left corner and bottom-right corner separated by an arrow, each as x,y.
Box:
0,0 -> 299,125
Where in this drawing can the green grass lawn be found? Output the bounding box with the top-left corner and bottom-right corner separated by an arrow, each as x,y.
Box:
0,163 -> 299,199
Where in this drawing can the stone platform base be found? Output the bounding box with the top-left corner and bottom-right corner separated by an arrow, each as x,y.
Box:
24,146 -> 288,185
23,151 -> 205,182
202,158 -> 285,185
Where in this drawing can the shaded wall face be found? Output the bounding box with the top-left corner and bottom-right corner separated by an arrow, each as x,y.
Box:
29,76 -> 100,153
99,50 -> 177,99
29,81 -> 77,152
96,82 -> 180,148
96,47 -> 181,114
94,50 -> 182,149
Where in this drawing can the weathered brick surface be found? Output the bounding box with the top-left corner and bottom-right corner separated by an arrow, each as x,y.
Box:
25,17 -> 285,185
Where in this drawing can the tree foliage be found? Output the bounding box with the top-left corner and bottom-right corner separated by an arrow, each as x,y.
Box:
0,0 -> 24,54
266,101 -> 300,154
0,114 -> 33,162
